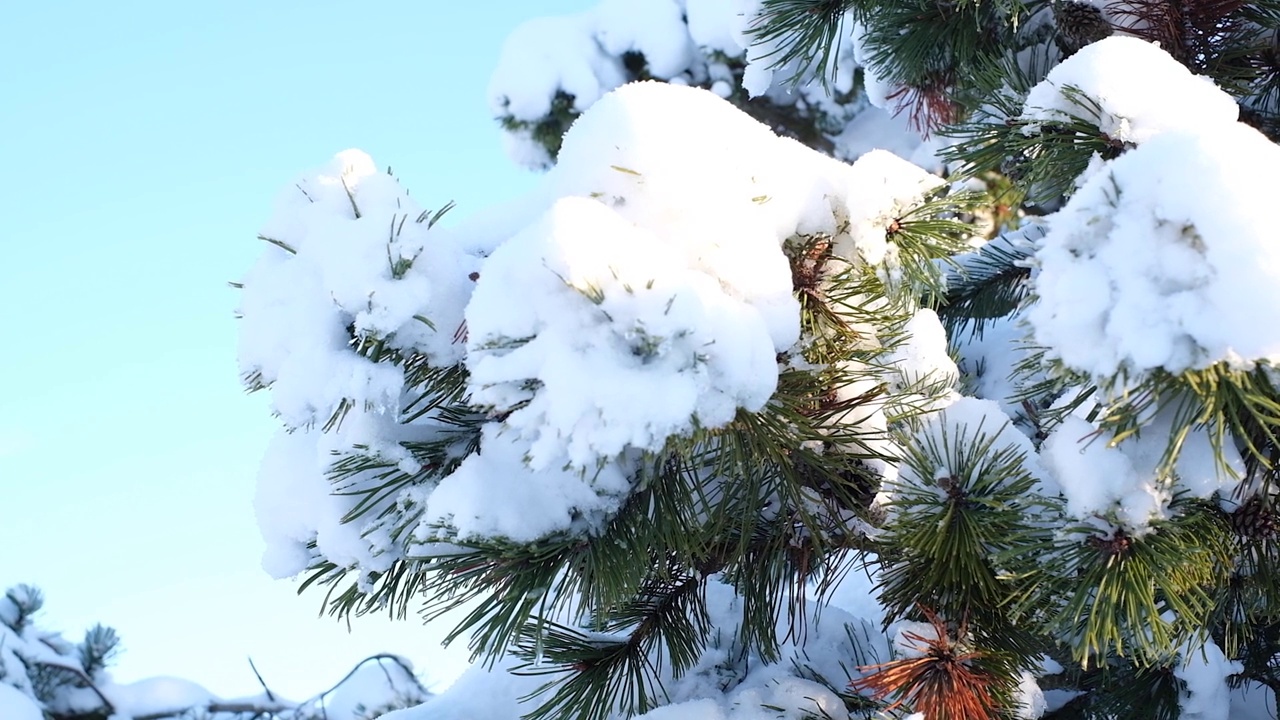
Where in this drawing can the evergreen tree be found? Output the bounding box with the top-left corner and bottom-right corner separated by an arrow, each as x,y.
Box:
238,1 -> 1280,718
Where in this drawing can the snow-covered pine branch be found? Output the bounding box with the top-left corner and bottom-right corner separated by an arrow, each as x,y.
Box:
486,0 -> 941,170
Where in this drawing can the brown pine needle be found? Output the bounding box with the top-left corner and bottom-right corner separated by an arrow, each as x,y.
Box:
849,610 -> 999,720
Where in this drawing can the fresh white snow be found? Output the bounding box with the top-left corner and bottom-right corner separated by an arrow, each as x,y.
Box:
1020,36 -> 1239,144
1028,123 -> 1280,380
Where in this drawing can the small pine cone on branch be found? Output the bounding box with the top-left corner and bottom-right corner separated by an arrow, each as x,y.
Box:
1230,496 -> 1279,540
1054,0 -> 1113,57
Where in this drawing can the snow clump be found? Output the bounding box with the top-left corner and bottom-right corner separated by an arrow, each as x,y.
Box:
1020,36 -> 1239,145
1027,123 -> 1280,380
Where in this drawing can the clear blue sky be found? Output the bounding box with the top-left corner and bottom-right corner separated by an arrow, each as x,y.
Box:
1,0 -> 586,701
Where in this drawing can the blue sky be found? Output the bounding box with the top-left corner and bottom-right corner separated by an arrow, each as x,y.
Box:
1,0 -> 586,701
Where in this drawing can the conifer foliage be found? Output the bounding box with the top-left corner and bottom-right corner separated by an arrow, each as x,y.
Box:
239,1 -> 1280,718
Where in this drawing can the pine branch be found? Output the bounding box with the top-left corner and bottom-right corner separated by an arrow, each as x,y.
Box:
26,656 -> 118,717
1041,501 -> 1233,668
511,622 -> 668,720
77,624 -> 120,678
2,585 -> 44,632
1076,660 -> 1185,720
1073,363 -> 1280,482
944,85 -> 1132,206
333,561 -> 436,622
854,0 -> 1035,128
884,189 -> 984,304
248,656 -> 278,703
877,417 -> 1057,661
937,226 -> 1037,336
748,0 -> 855,87
512,567 -> 712,720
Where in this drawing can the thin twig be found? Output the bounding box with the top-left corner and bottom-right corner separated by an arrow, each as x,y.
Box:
248,656 -> 277,702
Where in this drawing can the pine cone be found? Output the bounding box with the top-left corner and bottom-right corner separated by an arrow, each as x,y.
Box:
1054,0 -> 1113,57
1231,497 -> 1279,540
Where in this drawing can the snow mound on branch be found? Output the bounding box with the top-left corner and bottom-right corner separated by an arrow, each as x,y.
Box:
488,0 -> 927,169
885,308 -> 960,413
1027,124 -> 1280,379
953,311 -> 1034,417
685,0 -> 740,55
238,149 -> 474,430
1016,671 -> 1049,719
489,14 -> 625,122
594,0 -> 695,78
834,149 -> 948,266
465,197 -> 780,470
1176,639 -> 1243,720
850,20 -> 896,111
104,677 -> 215,718
467,81 -> 943,471
888,309 -> 958,387
895,396 -> 1053,495
1042,409 -> 1244,534
1021,36 -> 1238,144
419,425 -> 633,542
488,1 -> 693,165
254,430 -> 362,577
552,81 -> 943,273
